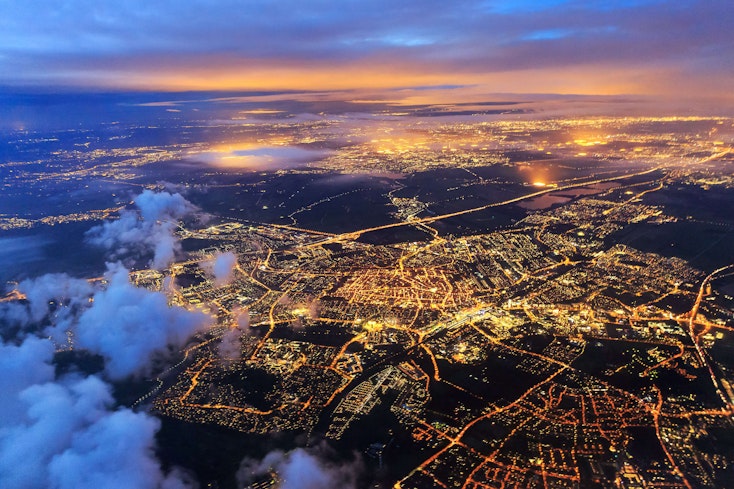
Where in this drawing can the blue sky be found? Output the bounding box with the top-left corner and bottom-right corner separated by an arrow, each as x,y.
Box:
0,0 -> 731,100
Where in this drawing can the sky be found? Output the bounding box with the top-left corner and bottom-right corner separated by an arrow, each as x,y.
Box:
0,0 -> 732,101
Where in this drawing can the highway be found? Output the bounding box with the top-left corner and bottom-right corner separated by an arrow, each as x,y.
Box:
685,264 -> 734,408
304,166 -> 663,248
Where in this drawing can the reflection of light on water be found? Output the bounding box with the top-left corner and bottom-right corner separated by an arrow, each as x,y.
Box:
518,194 -> 570,210
531,181 -> 558,188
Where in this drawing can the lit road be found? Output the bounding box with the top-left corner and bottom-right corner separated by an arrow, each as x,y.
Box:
684,264 -> 734,408
304,166 -> 663,248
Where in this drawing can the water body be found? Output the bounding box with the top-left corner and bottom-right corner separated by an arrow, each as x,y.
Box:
517,194 -> 572,210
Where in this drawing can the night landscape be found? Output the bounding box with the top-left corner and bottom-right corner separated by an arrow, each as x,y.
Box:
1,2 -> 734,488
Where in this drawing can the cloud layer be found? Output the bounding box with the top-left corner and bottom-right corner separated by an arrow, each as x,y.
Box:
0,0 -> 732,99
0,189 -> 211,487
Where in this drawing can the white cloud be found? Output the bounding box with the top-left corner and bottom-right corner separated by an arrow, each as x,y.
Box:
217,308 -> 250,361
0,191 -> 210,488
4,262 -> 212,380
0,336 -> 196,489
0,192 -> 214,487
237,445 -> 361,489
212,251 -> 237,285
0,273 -> 94,331
200,251 -> 238,286
86,190 -> 198,270
74,263 -> 212,379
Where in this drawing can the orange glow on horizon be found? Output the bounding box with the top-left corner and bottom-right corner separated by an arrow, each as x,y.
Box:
64,61 -> 656,98
47,58 -> 734,113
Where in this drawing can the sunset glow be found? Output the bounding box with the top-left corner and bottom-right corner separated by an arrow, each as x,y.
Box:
0,0 -> 732,107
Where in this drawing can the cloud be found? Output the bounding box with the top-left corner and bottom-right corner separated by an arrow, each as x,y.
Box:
212,252 -> 237,285
217,308 -> 250,361
75,263 -> 213,379
307,299 -> 321,320
47,409 -> 196,489
1,273 -> 93,348
217,327 -> 243,361
4,262 -> 213,380
200,251 -> 238,286
0,0 -> 733,100
0,336 -> 56,421
237,445 -> 362,489
189,145 -> 332,170
86,190 -> 198,270
0,197 -> 208,487
0,336 -> 197,489
133,190 -> 198,222
17,273 -> 94,331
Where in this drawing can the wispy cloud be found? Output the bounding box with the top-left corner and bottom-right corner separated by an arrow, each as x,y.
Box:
200,251 -> 238,287
237,444 -> 362,489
